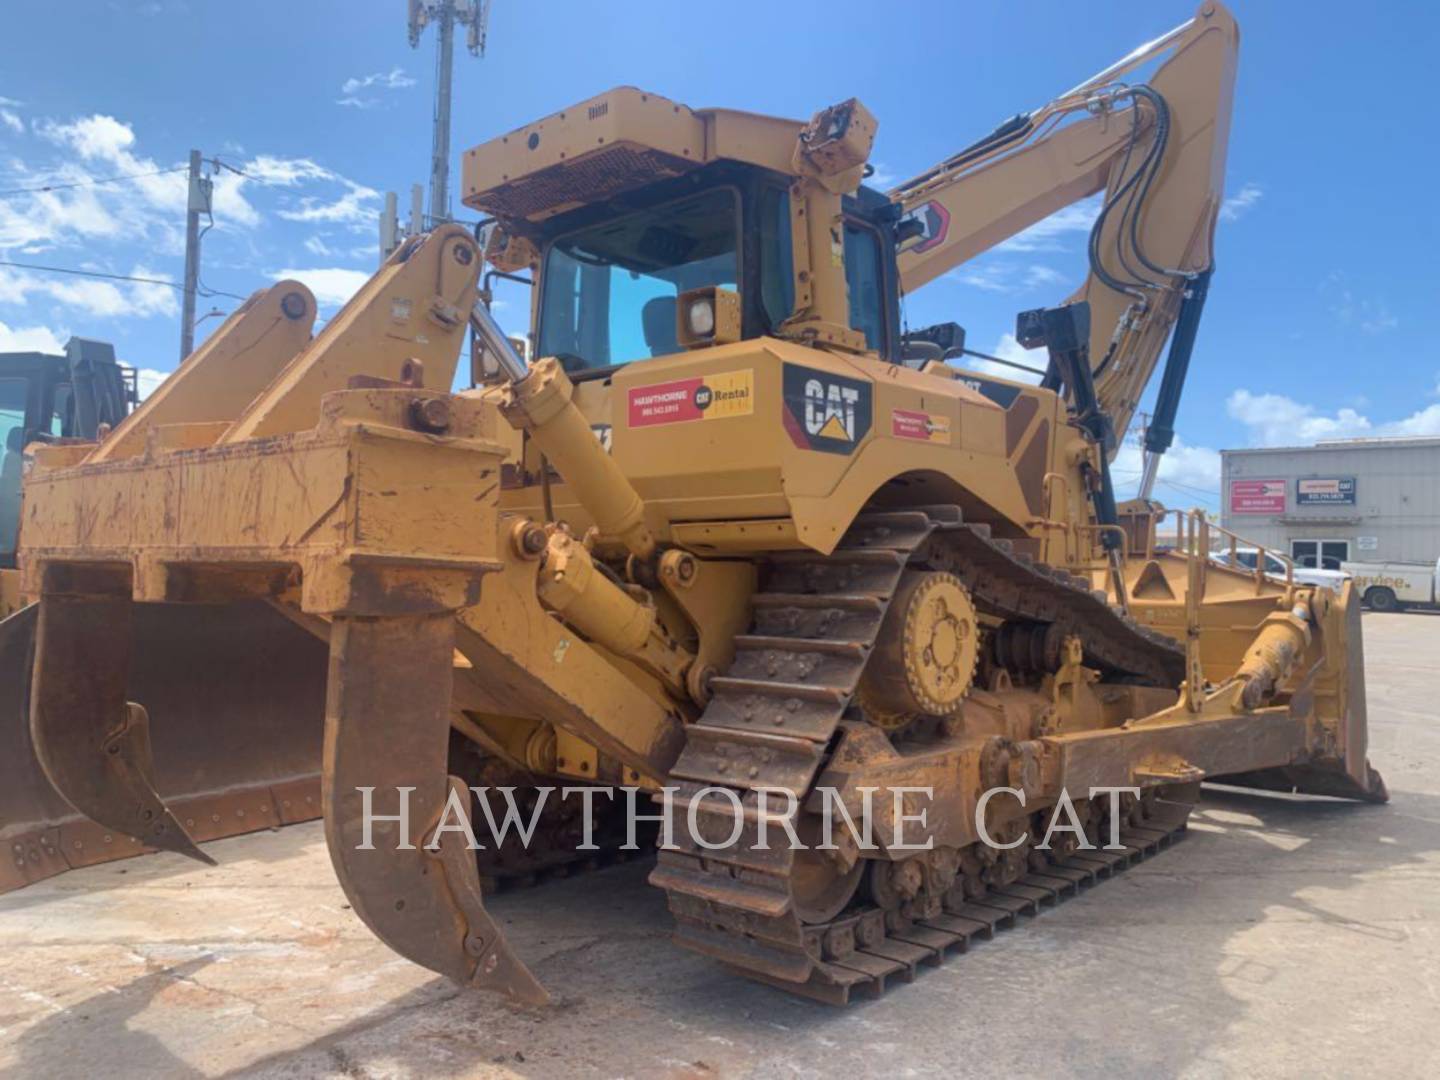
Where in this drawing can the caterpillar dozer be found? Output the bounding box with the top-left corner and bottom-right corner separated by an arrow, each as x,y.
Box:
2,0 -> 1386,1005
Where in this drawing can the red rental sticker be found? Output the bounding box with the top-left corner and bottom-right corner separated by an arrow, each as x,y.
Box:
891,408 -> 951,444
1229,478 -> 1286,514
628,377 -> 705,427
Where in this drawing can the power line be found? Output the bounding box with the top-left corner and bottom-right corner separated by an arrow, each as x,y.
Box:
0,257 -> 182,290
0,164 -> 187,198
1157,478 -> 1220,505
198,283 -> 249,302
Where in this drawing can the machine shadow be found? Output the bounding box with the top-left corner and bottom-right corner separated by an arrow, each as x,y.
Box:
210,784 -> 1434,1079
11,957 -> 217,1080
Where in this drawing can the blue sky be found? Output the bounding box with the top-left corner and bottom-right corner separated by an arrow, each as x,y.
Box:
1,0 -> 1436,509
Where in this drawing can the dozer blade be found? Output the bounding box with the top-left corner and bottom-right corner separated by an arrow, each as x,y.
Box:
1216,581 -> 1388,803
323,612 -> 547,1005
0,597 -> 328,893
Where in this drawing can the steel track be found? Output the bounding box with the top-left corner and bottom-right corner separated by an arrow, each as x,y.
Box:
649,506 -> 1191,1002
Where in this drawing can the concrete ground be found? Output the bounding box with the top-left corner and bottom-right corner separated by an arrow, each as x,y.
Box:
2,613 -> 1437,1080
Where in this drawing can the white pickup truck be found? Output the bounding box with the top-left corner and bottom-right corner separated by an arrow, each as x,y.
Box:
1212,547 -> 1351,590
1342,558 -> 1440,612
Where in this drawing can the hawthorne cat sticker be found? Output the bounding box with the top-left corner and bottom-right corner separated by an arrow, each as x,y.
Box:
892,408 -> 951,443
627,370 -> 754,427
782,364 -> 873,454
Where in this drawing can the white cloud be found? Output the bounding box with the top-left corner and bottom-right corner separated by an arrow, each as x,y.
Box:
276,180 -> 379,227
0,110 -> 22,135
1111,434 -> 1222,506
1024,265 -> 1066,289
996,194 -> 1102,254
952,265 -> 1010,293
135,367 -> 169,399
0,103 -> 393,334
1380,404 -> 1440,437
303,235 -> 334,256
1226,390 -> 1372,446
125,265 -> 180,316
0,319 -> 64,352
16,114 -> 195,254
0,105 -> 383,303
272,267 -> 369,307
338,68 -> 416,109
210,169 -> 260,229
1219,182 -> 1262,222
246,155 -> 335,186
1227,387 -> 1440,447
0,264 -> 177,319
948,262 -> 1068,295
341,68 -> 416,95
40,113 -> 137,160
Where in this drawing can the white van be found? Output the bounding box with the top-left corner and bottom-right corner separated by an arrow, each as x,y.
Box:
1342,559 -> 1440,612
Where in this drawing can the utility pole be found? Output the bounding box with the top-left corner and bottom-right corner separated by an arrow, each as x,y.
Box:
408,0 -> 489,225
179,149 -> 211,362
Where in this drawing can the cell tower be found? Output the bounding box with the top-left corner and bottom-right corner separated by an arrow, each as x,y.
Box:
407,0 -> 490,225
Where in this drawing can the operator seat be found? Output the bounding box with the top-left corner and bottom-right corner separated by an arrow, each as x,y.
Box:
641,296 -> 678,357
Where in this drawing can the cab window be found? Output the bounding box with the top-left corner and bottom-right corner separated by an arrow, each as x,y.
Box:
537,188 -> 739,373
758,187 -> 794,331
843,222 -> 885,351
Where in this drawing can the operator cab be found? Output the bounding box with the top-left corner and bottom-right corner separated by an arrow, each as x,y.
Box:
461,88 -> 904,380
531,164 -> 903,378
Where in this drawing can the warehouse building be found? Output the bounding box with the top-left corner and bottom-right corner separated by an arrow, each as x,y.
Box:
1220,436 -> 1440,569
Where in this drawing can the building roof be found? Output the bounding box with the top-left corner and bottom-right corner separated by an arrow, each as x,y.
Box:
1222,436 -> 1440,456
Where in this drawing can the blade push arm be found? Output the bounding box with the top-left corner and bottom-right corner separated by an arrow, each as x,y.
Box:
890,1 -> 1238,446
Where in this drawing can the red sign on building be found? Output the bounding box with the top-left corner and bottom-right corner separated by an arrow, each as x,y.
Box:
1229,478 -> 1286,514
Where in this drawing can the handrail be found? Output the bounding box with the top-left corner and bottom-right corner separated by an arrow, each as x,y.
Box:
1157,507 -> 1296,598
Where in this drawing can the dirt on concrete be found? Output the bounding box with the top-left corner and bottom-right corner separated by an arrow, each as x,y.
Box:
1,612 -> 1436,1079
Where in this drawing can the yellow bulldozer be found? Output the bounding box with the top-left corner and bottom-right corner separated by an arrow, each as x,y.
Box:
0,1 -> 1386,1006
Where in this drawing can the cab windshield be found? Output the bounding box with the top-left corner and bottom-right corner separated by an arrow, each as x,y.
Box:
537,188 -> 739,373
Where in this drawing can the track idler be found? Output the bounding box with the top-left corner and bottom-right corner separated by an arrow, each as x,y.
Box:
323,611 -> 547,1004
29,574 -> 213,866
